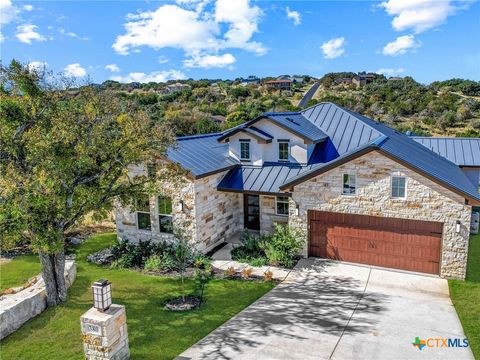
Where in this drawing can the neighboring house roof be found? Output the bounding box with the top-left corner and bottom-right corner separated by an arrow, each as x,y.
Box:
411,137 -> 480,167
218,113 -> 328,144
218,162 -> 315,195
166,133 -> 238,178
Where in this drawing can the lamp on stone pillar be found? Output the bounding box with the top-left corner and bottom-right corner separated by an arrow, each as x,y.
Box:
456,220 -> 461,234
92,279 -> 112,312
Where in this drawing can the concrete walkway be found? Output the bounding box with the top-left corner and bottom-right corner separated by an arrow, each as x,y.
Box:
178,259 -> 473,360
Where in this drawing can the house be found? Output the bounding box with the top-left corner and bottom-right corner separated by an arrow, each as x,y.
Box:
165,82 -> 192,92
264,79 -> 292,91
115,102 -> 480,280
352,74 -> 375,88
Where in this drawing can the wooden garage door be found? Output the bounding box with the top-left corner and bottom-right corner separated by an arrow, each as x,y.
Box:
308,211 -> 443,275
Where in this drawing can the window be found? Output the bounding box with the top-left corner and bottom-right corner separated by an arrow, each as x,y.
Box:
342,174 -> 356,195
391,175 -> 406,198
278,142 -> 289,161
135,195 -> 151,231
240,141 -> 250,160
276,196 -> 289,216
158,196 -> 173,233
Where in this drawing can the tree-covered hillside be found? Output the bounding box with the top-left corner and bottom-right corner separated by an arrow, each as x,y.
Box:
98,74 -> 480,138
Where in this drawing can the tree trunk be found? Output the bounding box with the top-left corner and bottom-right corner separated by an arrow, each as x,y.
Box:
39,251 -> 67,306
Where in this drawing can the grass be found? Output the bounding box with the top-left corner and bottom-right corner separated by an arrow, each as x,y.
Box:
0,233 -> 275,360
0,254 -> 41,291
449,234 -> 480,358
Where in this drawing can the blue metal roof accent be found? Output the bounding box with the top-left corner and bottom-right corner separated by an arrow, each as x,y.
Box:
218,162 -> 315,195
166,133 -> 238,178
243,126 -> 273,142
411,137 -> 480,167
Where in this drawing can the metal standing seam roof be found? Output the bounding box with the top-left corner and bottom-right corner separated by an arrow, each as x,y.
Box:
411,137 -> 480,167
218,113 -> 329,144
283,104 -> 480,202
166,133 -> 238,178
217,162 -> 316,195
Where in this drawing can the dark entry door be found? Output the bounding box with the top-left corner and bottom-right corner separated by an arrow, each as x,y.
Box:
244,194 -> 260,230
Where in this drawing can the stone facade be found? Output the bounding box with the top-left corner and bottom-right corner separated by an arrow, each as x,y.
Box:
259,195 -> 288,234
115,169 -> 242,253
194,171 -> 242,252
288,151 -> 472,280
80,304 -> 129,360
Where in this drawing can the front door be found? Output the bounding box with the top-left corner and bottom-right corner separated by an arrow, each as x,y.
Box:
244,194 -> 260,230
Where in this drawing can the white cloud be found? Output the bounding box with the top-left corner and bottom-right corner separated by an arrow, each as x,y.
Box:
105,64 -> 120,72
16,24 -> 46,44
27,61 -> 48,73
320,37 -> 345,59
158,55 -> 169,64
183,53 -> 235,68
63,63 -> 87,77
382,35 -> 421,56
113,0 -> 265,68
23,4 -> 33,11
58,27 -> 89,40
0,0 -> 19,25
286,7 -> 301,26
375,67 -> 405,76
379,0 -> 465,33
110,69 -> 186,83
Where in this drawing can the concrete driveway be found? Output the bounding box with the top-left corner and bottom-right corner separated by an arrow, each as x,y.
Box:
178,259 -> 473,360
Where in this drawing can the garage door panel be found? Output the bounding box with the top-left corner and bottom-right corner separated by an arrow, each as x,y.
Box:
308,211 -> 442,275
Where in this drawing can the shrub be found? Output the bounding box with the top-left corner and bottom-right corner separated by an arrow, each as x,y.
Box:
144,255 -> 162,270
241,267 -> 253,279
225,266 -> 236,278
194,265 -> 213,304
264,270 -> 273,282
110,239 -> 178,269
231,230 -> 266,263
261,224 -> 305,268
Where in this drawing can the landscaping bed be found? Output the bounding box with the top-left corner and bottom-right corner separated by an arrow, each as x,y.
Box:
0,233 -> 275,360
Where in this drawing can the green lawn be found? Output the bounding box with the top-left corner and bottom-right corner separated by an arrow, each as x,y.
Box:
1,254 -> 41,291
0,233 -> 275,360
449,234 -> 480,358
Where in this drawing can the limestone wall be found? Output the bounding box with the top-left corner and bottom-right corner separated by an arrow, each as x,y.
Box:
260,195 -> 288,234
194,171 -> 242,252
0,260 -> 77,340
288,151 -> 472,280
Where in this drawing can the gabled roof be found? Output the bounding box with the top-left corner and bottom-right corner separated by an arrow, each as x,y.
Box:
166,133 -> 238,178
218,112 -> 328,144
218,162 -> 315,195
412,137 -> 480,167
283,103 -> 480,203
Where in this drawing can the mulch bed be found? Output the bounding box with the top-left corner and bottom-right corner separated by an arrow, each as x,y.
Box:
164,296 -> 201,311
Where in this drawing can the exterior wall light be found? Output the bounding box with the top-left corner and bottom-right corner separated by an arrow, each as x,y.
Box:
456,220 -> 461,234
295,205 -> 299,216
179,200 -> 185,212
92,279 -> 112,312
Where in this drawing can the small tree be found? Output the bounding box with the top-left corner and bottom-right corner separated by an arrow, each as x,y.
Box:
0,61 -> 175,306
173,229 -> 194,302
194,264 -> 213,305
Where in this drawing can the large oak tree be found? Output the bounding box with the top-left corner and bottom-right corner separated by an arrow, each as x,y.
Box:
0,61 -> 173,306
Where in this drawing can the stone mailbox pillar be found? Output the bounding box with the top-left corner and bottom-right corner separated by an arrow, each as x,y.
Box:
80,304 -> 129,360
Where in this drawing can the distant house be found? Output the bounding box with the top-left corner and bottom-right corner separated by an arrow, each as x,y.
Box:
352,74 -> 375,88
165,83 -> 192,92
334,77 -> 354,86
265,79 -> 292,91
388,77 -> 403,81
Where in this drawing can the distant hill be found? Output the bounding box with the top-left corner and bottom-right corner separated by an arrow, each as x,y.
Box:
96,73 -> 480,138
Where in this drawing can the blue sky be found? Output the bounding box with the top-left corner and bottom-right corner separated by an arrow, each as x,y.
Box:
1,0 -> 479,84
